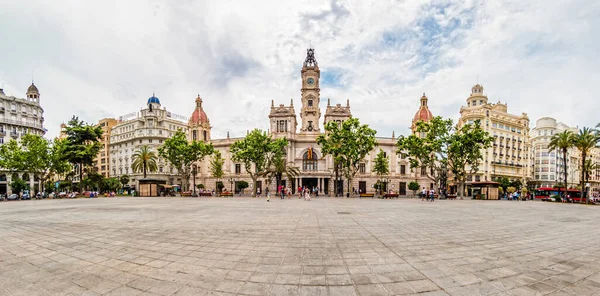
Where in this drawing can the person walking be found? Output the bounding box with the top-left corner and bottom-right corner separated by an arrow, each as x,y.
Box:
266,187 -> 270,202
421,187 -> 426,201
298,186 -> 302,199
429,188 -> 435,202
304,188 -> 311,201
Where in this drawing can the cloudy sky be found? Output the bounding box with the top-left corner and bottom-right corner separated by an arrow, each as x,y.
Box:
1,0 -> 599,139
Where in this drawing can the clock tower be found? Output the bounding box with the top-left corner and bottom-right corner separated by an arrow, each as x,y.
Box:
300,48 -> 321,133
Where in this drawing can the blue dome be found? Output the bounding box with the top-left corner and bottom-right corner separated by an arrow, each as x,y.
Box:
147,95 -> 160,105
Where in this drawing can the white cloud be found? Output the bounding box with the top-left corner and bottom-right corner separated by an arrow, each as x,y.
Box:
0,0 -> 598,139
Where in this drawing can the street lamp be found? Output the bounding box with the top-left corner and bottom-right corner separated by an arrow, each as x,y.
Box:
191,164 -> 197,197
228,177 -> 236,194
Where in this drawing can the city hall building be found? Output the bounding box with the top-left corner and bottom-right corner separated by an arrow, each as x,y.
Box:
188,49 -> 433,196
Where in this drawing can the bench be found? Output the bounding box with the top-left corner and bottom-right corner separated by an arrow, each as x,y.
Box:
383,194 -> 399,198
360,193 -> 375,198
198,192 -> 212,197
446,195 -> 457,200
181,192 -> 192,197
221,193 -> 234,197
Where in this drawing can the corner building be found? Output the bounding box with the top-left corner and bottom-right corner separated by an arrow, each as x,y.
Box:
457,84 -> 532,185
108,95 -> 189,189
189,49 -> 432,196
0,83 -> 46,195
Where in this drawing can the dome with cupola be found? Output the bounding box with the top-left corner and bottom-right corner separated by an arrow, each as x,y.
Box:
412,93 -> 434,123
147,93 -> 161,105
27,82 -> 39,94
189,95 -> 209,125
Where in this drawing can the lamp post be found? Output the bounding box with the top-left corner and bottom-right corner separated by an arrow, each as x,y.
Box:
228,177 -> 236,194
191,165 -> 197,197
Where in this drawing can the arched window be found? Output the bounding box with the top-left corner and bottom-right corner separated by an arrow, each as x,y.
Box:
203,130 -> 207,141
303,150 -> 318,171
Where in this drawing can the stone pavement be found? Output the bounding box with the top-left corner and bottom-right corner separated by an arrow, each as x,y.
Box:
0,197 -> 599,296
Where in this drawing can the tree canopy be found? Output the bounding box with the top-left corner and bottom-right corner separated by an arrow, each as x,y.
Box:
397,117 -> 492,197
62,116 -> 103,189
573,127 -> 599,203
131,145 -> 158,178
158,130 -> 214,191
548,130 -> 575,197
0,134 -> 71,193
447,121 -> 493,197
317,118 -> 377,196
230,129 -> 288,196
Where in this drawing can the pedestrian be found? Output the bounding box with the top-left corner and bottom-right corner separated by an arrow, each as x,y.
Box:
257,188 -> 261,198
421,187 -> 426,201
429,188 -> 435,202
304,188 -> 311,201
298,186 -> 302,199
266,187 -> 270,202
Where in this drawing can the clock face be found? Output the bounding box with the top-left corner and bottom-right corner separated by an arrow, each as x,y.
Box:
307,78 -> 315,85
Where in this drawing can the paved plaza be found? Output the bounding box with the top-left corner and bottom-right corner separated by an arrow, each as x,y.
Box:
0,197 -> 599,296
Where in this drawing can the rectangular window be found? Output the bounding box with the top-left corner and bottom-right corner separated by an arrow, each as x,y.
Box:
192,130 -> 197,141
359,163 -> 366,174
235,164 -> 241,174
400,165 -> 406,175
421,166 -> 427,176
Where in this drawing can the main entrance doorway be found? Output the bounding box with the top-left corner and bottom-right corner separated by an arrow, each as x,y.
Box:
302,178 -> 318,190
358,181 -> 366,194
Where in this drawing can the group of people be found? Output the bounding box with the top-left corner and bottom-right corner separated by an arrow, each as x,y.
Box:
420,187 -> 436,202
266,185 -> 319,202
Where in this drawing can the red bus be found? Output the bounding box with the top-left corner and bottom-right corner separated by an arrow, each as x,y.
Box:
535,187 -> 582,202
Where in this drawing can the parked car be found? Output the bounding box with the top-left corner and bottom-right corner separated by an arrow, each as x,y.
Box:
0,194 -> 5,201
58,192 -> 67,198
21,193 -> 31,200
7,194 -> 19,201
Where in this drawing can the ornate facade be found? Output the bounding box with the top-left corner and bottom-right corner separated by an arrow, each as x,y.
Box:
457,84 -> 532,184
0,83 -> 46,195
189,49 -> 433,196
108,95 -> 189,188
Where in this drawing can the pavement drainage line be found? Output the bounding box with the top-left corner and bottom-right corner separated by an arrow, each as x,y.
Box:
348,215 -> 448,295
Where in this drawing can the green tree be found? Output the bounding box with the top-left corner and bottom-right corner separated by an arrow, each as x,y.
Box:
131,146 -> 158,178
237,180 -> 249,194
104,177 -> 121,193
158,131 -> 214,191
0,135 -> 70,193
230,129 -> 288,197
573,127 -> 600,203
396,117 -> 452,195
10,177 -> 28,196
447,121 -> 493,197
82,171 -> 104,191
317,118 -> 377,197
408,181 -> 420,196
210,150 -> 225,194
0,139 -> 24,175
259,147 -> 300,195
498,177 -> 511,194
510,179 -> 523,190
120,175 -> 130,188
372,149 -> 390,196
582,159 -> 599,194
548,130 -> 575,198
62,116 -> 104,190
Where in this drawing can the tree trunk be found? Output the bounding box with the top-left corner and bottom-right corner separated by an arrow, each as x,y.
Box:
581,153 -> 586,204
251,175 -> 257,197
143,162 -> 147,178
79,163 -> 83,192
347,176 -> 352,198
563,149 -> 568,199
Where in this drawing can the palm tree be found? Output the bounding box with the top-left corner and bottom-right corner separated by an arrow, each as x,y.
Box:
548,130 -> 574,198
260,151 -> 300,194
131,146 -> 158,178
582,159 -> 600,192
573,127 -> 600,203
